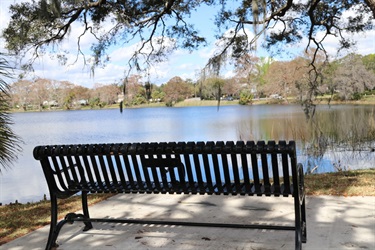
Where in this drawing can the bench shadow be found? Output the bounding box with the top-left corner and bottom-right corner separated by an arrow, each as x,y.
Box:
55,193 -> 297,249
53,194 -> 375,249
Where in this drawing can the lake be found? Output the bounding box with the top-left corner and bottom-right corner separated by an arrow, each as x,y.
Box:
1,104 -> 374,204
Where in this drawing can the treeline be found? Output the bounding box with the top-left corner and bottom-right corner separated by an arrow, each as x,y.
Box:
8,53 -> 375,111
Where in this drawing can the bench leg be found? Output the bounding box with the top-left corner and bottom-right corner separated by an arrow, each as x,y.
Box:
81,191 -> 93,231
45,194 -> 58,250
294,201 -> 303,250
301,196 -> 307,243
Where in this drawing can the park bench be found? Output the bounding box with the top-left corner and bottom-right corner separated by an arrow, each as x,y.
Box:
33,140 -> 307,250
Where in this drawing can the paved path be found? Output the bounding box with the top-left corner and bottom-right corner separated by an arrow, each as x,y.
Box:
1,195 -> 374,250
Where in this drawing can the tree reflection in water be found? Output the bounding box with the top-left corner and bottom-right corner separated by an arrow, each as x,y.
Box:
238,105 -> 375,173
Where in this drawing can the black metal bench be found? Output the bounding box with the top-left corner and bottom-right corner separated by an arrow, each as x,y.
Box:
33,141 -> 307,250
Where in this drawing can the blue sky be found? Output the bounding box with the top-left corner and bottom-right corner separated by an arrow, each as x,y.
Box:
1,0 -> 374,88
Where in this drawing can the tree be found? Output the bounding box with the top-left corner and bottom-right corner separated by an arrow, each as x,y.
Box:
362,54 -> 375,75
162,76 -> 192,106
0,53 -> 22,171
332,54 -> 375,100
122,74 -> 144,106
200,77 -> 226,100
91,83 -> 120,105
255,57 -> 273,87
9,80 -> 33,110
3,0 -> 373,77
263,59 -> 304,100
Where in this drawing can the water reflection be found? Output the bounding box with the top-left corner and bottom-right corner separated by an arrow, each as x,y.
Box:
238,105 -> 375,173
1,105 -> 374,204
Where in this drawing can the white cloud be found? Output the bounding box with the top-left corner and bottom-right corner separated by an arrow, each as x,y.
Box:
315,27 -> 375,60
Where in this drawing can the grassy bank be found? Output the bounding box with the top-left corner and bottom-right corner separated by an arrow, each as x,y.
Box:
0,168 -> 374,245
11,96 -> 375,113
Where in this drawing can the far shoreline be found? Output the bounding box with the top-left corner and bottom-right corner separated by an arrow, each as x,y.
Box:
9,95 -> 375,113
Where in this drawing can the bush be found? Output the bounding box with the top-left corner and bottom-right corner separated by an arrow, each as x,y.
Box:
239,91 -> 253,105
352,92 -> 363,100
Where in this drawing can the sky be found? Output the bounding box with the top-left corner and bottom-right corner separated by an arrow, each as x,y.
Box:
0,0 -> 374,88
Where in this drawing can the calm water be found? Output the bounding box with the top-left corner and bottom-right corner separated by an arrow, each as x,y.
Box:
1,105 -> 374,204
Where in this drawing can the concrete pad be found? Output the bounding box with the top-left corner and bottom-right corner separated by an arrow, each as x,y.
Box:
1,194 -> 374,250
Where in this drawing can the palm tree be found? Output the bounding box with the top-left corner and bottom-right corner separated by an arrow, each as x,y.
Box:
0,53 -> 22,172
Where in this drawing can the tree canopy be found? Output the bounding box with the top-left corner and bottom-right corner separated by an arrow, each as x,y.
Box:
3,0 -> 374,76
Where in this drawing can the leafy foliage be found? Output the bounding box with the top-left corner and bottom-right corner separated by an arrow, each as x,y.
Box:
239,90 -> 253,105
0,54 -> 22,171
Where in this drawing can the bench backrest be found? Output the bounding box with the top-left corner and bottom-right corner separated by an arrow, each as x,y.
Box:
33,141 -> 299,198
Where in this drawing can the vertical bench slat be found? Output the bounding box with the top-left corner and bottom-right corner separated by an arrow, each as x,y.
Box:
221,152 -> 232,194
202,154 -> 213,194
54,149 -> 70,185
130,154 -> 145,193
119,146 -> 137,192
211,152 -> 223,194
50,155 -> 70,191
230,153 -> 241,195
175,142 -> 187,194
279,141 -> 291,196
166,154 -> 177,194
65,154 -> 82,189
258,141 -> 271,195
110,144 -> 128,192
133,143 -> 148,192
74,146 -> 93,191
71,146 -> 91,191
113,154 -> 127,192
87,145 -> 108,192
49,156 -> 66,191
240,153 -> 251,195
201,142 -> 213,194
216,142 -> 231,194
156,143 -> 169,194
141,155 -> 154,193
104,145 -> 121,192
142,143 -> 155,193
105,154 -> 118,192
96,146 -> 113,192
247,141 -> 260,195
193,143 -> 205,194
269,141 -> 281,196
62,147 -> 80,186
72,154 -> 89,190
174,153 -> 185,194
226,141 -> 240,195
209,141 -> 223,194
182,143 -> 197,194
56,149 -> 76,188
289,141 -> 298,197
81,150 -> 103,192
158,158 -> 169,194
165,142 -> 179,193
238,141 -> 251,195
147,154 -> 161,193
88,151 -> 106,192
145,143 -> 160,193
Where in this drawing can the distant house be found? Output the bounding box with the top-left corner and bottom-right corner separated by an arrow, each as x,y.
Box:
43,100 -> 58,106
78,99 -> 88,105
